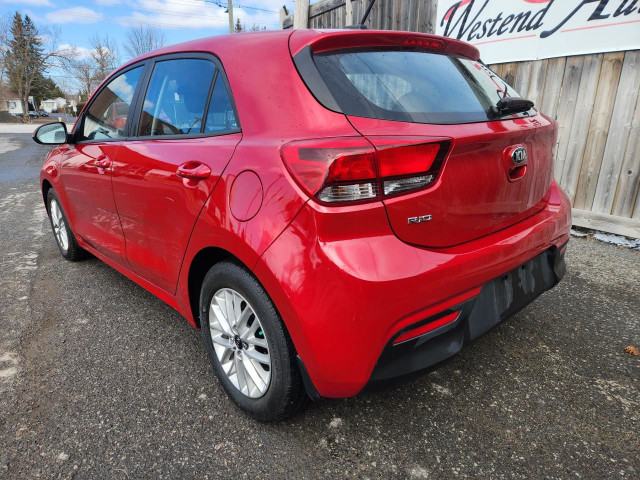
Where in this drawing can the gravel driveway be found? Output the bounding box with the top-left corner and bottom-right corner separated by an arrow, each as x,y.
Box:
1,130 -> 638,479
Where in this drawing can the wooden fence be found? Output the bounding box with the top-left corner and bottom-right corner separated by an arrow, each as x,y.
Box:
282,0 -> 640,238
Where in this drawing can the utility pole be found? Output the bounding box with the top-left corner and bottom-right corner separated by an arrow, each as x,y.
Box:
227,0 -> 234,33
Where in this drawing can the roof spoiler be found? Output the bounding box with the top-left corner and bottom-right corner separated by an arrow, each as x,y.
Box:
289,30 -> 480,61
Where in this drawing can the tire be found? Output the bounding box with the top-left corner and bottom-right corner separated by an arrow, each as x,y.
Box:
46,189 -> 88,261
199,261 -> 307,422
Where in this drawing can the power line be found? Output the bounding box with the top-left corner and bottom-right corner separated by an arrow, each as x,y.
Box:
204,0 -> 279,13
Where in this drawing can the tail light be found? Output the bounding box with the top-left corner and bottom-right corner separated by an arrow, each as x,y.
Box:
280,137 -> 450,204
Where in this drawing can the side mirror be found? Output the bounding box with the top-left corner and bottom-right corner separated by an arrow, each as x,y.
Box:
32,122 -> 70,145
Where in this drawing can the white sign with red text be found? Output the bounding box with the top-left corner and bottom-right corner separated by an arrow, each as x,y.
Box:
435,0 -> 640,64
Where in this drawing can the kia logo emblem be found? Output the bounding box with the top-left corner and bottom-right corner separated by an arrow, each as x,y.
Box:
512,147 -> 527,165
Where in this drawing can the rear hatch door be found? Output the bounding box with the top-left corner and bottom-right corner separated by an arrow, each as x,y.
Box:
352,115 -> 555,248
304,39 -> 555,248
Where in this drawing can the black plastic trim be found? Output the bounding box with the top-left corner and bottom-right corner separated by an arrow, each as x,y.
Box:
73,51 -> 242,145
367,244 -> 568,385
296,355 -> 320,401
293,46 -> 342,113
131,52 -> 241,139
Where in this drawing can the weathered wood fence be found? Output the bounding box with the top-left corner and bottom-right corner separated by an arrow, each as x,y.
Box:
282,0 -> 640,239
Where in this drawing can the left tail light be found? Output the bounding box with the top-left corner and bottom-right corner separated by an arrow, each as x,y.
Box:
280,136 -> 451,204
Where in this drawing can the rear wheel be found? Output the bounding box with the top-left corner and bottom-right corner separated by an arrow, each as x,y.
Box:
199,261 -> 307,421
46,190 -> 87,261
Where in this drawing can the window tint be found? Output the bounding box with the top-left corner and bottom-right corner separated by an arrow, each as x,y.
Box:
314,49 -> 523,124
81,66 -> 143,141
139,59 -> 215,136
204,75 -> 238,133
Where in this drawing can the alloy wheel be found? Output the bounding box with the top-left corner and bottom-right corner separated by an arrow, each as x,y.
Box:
208,288 -> 271,398
50,199 -> 69,252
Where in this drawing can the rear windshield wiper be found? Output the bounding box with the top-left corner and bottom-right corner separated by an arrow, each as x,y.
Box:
489,97 -> 534,118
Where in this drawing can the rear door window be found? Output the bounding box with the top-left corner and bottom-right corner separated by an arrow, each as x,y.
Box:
139,58 -> 216,136
204,75 -> 238,133
313,49 -> 524,124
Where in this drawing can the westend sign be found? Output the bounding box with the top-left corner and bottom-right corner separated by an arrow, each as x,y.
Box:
436,0 -> 640,64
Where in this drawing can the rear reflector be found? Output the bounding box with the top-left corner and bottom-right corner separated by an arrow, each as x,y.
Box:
280,137 -> 450,204
393,311 -> 459,345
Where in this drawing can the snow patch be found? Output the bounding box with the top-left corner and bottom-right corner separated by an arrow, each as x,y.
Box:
409,466 -> 430,478
595,379 -> 638,412
431,382 -> 452,396
0,191 -> 31,210
56,452 -> 69,462
0,138 -> 20,155
13,251 -> 38,272
329,417 -> 343,428
0,352 -> 19,378
593,233 -> 640,250
27,205 -> 48,238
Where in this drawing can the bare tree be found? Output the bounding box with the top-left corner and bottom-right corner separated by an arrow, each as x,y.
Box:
1,13 -> 73,121
66,58 -> 96,99
124,26 -> 165,59
0,15 -> 10,106
0,15 -> 9,79
89,34 -> 119,85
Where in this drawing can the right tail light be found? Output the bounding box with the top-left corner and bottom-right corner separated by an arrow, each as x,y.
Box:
280,136 -> 451,205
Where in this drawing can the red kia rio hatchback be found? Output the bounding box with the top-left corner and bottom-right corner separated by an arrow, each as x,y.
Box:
33,29 -> 571,421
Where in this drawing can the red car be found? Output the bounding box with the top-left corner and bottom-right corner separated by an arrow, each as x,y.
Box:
33,30 -> 571,421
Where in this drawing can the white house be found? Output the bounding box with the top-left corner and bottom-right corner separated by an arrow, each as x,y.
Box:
40,97 -> 70,114
40,99 -> 58,113
3,96 -> 35,115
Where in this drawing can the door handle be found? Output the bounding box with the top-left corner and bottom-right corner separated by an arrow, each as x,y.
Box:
94,156 -> 111,169
176,162 -> 211,181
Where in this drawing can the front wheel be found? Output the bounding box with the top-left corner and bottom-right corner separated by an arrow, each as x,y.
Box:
199,261 -> 307,421
46,189 -> 87,261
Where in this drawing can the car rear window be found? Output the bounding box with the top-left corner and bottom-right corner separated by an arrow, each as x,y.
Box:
312,49 -> 525,124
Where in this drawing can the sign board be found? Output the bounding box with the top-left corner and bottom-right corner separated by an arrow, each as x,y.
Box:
435,0 -> 640,64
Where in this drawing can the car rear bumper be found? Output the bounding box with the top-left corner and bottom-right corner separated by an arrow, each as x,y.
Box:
368,242 -> 566,384
254,181 -> 571,398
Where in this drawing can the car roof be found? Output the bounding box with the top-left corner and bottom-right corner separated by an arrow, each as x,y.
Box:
121,30 -> 294,68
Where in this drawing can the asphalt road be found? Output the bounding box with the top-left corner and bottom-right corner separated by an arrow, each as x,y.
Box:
1,131 -> 638,479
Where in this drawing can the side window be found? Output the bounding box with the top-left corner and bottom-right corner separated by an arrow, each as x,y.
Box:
139,59 -> 215,136
204,75 -> 238,133
81,66 -> 143,141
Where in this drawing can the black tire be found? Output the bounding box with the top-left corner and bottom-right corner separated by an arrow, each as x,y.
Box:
46,189 -> 88,261
199,261 -> 307,422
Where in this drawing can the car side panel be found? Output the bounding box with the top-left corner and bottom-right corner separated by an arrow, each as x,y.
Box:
59,143 -> 128,265
112,134 -> 242,294
173,141 -> 308,327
